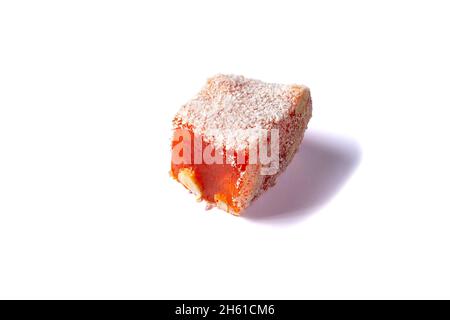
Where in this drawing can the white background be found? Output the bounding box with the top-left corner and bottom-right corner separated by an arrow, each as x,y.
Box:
1,1 -> 449,299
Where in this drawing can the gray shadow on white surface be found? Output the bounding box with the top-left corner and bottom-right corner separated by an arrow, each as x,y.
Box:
244,131 -> 362,224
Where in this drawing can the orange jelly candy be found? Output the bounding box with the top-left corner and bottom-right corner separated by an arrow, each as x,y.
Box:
170,74 -> 312,215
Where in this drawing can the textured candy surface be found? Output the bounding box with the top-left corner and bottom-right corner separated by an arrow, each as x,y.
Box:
171,74 -> 312,215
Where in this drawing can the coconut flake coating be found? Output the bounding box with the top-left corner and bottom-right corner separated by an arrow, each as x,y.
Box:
173,74 -> 310,150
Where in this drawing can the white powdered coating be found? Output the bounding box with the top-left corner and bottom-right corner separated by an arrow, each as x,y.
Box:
174,74 -> 306,150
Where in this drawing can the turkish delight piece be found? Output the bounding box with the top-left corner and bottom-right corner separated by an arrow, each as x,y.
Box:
170,74 -> 312,215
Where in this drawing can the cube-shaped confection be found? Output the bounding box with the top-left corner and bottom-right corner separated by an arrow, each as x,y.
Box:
171,74 -> 312,215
